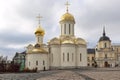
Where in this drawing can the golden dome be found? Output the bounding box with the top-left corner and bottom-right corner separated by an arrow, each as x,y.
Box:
60,12 -> 75,23
35,25 -> 45,36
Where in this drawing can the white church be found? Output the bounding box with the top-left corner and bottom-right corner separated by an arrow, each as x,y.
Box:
25,2 -> 87,70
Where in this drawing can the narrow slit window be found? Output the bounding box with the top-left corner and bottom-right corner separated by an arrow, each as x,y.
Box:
80,53 -> 82,61
69,24 -> 70,34
64,24 -> 66,34
67,53 -> 69,61
36,61 -> 38,66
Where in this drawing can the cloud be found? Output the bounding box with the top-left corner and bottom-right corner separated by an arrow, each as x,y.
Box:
0,0 -> 120,59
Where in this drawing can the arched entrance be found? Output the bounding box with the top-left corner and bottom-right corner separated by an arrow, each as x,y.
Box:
104,61 -> 108,67
43,66 -> 46,71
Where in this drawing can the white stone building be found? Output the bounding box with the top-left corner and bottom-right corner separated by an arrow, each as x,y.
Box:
95,28 -> 116,67
25,25 -> 49,71
48,8 -> 87,69
25,3 -> 87,70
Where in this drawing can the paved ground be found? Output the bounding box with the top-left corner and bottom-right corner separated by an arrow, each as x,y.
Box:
0,68 -> 120,80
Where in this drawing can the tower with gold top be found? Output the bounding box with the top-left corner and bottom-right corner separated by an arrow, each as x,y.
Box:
35,15 -> 45,44
49,1 -> 87,69
25,15 -> 49,71
60,1 -> 75,37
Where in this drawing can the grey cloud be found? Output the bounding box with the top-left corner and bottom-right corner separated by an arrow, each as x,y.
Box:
0,0 -> 120,59
0,31 -> 35,45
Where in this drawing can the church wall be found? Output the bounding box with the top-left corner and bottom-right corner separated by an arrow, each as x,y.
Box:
50,45 -> 60,68
25,53 -> 49,71
60,44 -> 76,68
76,45 -> 87,67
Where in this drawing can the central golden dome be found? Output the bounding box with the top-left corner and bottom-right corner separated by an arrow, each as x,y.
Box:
35,25 -> 45,36
60,12 -> 75,23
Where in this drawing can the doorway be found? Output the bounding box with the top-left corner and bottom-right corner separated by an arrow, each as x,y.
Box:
104,61 -> 108,67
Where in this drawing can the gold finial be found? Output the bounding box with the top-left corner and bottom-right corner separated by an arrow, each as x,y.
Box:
65,1 -> 70,13
36,14 -> 42,25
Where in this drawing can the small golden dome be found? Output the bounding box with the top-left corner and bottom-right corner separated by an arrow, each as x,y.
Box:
60,12 -> 75,23
35,25 -> 45,36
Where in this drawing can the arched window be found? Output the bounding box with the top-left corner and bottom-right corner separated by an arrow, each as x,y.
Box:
69,24 -> 71,34
64,24 -> 66,34
80,53 -> 82,61
105,54 -> 107,58
67,53 -> 69,61
43,60 -> 45,65
36,61 -> 38,66
92,57 -> 94,61
104,43 -> 107,48
63,53 -> 65,62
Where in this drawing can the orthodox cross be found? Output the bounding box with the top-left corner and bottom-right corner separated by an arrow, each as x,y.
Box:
65,1 -> 70,12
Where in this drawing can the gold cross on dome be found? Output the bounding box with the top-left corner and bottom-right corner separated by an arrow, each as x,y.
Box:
36,14 -> 42,24
65,1 -> 70,12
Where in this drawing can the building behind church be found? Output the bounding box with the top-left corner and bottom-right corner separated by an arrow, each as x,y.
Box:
87,28 -> 120,67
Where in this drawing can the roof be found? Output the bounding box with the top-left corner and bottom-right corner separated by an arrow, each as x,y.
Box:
87,49 -> 95,54
99,27 -> 111,42
99,36 -> 111,42
60,12 -> 75,23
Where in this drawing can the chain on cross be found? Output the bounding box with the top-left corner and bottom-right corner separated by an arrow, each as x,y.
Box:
65,1 -> 70,12
36,14 -> 42,24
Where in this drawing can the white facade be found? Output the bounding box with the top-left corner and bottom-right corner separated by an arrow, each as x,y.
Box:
26,53 -> 49,70
49,9 -> 87,69
25,24 -> 49,71
95,28 -> 116,67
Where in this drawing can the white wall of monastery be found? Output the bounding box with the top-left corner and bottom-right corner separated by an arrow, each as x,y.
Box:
50,45 -> 60,68
60,44 -> 76,68
76,45 -> 87,67
26,53 -> 49,70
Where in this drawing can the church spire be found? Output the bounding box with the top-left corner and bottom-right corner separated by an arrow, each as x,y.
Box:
65,1 -> 70,13
103,26 -> 106,36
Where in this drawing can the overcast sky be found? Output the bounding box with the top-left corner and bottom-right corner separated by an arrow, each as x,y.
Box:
0,0 -> 120,60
